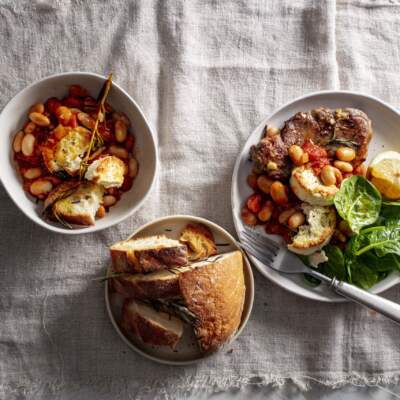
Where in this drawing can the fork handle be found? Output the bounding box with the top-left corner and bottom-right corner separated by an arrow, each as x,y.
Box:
308,270 -> 400,324
332,278 -> 400,324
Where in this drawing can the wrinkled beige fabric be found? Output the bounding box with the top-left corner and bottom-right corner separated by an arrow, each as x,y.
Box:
1,1 -> 400,399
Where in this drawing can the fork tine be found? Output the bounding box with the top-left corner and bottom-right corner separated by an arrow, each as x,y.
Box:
241,236 -> 276,261
242,230 -> 279,256
242,229 -> 280,252
240,241 -> 274,266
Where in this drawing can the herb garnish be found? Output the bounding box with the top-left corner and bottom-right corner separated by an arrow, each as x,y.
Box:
79,73 -> 113,179
93,271 -> 128,282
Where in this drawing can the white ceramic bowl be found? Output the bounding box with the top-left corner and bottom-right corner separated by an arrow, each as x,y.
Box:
232,90 -> 400,302
0,72 -> 158,234
105,215 -> 254,365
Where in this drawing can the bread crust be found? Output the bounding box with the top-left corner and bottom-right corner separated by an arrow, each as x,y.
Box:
179,223 -> 217,261
290,165 -> 338,206
86,156 -> 127,188
287,206 -> 336,255
51,182 -> 103,226
111,236 -> 188,273
113,272 -> 181,300
121,299 -> 182,349
178,251 -> 245,353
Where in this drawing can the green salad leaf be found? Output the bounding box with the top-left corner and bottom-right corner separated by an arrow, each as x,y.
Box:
333,176 -> 382,234
359,252 -> 400,272
350,262 -> 379,289
336,214 -> 400,288
319,245 -> 346,281
299,174 -> 400,290
349,224 -> 400,258
381,200 -> 400,219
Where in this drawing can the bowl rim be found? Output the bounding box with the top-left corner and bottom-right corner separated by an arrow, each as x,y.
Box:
0,71 -> 158,235
104,214 -> 255,365
231,89 -> 400,303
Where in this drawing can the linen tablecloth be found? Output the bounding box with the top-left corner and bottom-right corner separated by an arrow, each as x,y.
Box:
1,1 -> 400,399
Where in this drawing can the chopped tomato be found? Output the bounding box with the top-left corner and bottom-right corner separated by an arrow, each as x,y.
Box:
33,129 -> 49,144
265,222 -> 291,243
302,140 -> 328,160
124,134 -> 135,151
68,85 -> 88,98
98,120 -> 115,142
15,152 -> 42,166
246,194 -> 263,213
63,96 -> 82,109
104,102 -> 113,113
121,176 -> 133,192
68,113 -> 78,128
83,96 -> 97,113
302,140 -> 330,175
241,207 -> 258,226
311,157 -> 330,175
45,97 -> 62,114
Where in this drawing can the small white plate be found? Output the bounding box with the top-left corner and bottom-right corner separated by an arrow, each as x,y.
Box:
231,90 -> 400,302
105,215 -> 254,365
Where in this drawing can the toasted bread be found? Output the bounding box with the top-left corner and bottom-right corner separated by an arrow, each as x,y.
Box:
44,181 -> 81,210
110,235 -> 188,273
178,251 -> 245,353
121,299 -> 183,349
51,182 -> 104,226
179,223 -> 217,261
287,204 -> 336,255
85,155 -> 127,188
290,165 -> 338,206
42,125 -> 91,175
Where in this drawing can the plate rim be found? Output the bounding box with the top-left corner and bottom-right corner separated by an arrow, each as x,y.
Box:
105,214 -> 255,365
231,89 -> 400,303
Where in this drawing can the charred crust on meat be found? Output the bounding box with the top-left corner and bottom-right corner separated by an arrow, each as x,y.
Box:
333,108 -> 372,163
250,107 -> 372,179
250,134 -> 290,179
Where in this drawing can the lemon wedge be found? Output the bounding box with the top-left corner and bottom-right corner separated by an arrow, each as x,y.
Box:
369,151 -> 400,200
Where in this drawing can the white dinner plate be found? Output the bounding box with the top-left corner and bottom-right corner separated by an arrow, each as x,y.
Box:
105,215 -> 254,364
231,90 -> 400,302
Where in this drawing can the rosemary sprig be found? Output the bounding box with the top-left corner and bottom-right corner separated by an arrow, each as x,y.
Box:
93,271 -> 128,282
79,73 -> 113,179
52,210 -> 73,229
151,299 -> 199,325
329,127 -> 359,149
329,138 -> 359,148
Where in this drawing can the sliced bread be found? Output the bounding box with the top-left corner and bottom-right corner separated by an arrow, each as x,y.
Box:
110,235 -> 188,273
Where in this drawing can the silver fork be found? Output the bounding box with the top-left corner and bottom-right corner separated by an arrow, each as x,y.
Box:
239,228 -> 400,324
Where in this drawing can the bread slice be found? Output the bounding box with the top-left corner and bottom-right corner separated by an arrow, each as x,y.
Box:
85,155 -> 127,188
112,253 -> 226,300
179,223 -> 217,261
290,165 -> 339,206
178,250 -> 245,353
51,182 -> 104,226
110,235 -> 188,273
121,299 -> 183,349
42,125 -> 91,175
112,269 -> 182,300
287,204 -> 336,255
